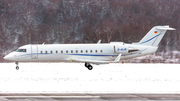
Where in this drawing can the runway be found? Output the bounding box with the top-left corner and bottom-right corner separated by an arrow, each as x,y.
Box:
1,93 -> 180,101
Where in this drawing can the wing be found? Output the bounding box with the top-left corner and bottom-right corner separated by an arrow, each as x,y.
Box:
69,54 -> 121,65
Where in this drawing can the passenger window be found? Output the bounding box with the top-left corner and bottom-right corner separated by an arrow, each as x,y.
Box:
95,50 -> 97,53
71,50 -> 73,53
81,50 -> 83,53
76,50 -> 78,53
41,51 -> 43,54
51,51 -> 53,54
46,51 -> 47,54
86,50 -> 88,53
61,50 -> 63,53
101,50 -> 103,53
66,50 -> 68,53
56,51 -> 58,53
90,50 -> 92,53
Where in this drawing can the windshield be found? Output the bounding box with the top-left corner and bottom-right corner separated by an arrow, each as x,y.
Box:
15,49 -> 26,52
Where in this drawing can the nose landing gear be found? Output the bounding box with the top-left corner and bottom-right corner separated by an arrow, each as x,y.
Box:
15,62 -> 19,70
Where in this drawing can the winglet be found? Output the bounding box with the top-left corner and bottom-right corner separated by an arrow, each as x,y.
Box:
97,40 -> 101,44
114,54 -> 121,62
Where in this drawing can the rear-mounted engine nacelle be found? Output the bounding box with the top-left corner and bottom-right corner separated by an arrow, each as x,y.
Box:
114,45 -> 139,54
114,45 -> 129,54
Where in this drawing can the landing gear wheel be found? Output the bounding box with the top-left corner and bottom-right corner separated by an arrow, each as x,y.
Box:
16,66 -> 19,70
84,63 -> 93,70
87,65 -> 93,70
85,63 -> 88,67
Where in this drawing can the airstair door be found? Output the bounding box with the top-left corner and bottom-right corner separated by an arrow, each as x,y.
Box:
31,45 -> 38,59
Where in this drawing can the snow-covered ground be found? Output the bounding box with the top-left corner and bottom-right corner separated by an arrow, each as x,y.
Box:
0,63 -> 180,93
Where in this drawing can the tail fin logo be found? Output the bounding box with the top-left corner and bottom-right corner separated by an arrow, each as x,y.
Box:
154,31 -> 158,34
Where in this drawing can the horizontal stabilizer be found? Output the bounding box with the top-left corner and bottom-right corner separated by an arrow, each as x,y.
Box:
156,26 -> 176,30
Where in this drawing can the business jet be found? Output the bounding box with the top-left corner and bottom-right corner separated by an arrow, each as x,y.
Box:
4,25 -> 175,70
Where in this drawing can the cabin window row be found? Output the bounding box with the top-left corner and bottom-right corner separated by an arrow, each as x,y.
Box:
40,50 -> 103,54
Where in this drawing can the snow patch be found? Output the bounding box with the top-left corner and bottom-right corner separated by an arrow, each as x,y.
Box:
0,63 -> 180,93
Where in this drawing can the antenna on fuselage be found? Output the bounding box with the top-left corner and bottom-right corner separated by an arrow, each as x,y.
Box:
42,42 -> 45,45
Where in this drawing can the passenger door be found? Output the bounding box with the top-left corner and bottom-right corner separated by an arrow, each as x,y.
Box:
31,45 -> 38,59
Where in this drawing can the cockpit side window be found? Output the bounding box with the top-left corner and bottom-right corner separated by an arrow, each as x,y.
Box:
15,49 -> 26,52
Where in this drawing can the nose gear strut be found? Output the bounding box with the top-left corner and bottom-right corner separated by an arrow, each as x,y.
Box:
15,62 -> 19,70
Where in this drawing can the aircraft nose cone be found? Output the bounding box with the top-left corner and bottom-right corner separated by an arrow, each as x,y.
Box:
4,55 -> 11,61
4,55 -> 8,60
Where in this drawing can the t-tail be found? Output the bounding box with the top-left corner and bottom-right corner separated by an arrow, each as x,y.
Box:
138,25 -> 175,47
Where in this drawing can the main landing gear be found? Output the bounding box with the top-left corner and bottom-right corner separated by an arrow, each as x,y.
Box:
15,62 -> 19,70
85,62 -> 93,70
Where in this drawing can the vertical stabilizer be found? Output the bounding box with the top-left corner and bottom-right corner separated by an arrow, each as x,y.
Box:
138,26 -> 175,46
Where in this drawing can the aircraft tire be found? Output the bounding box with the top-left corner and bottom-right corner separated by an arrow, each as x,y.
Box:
85,63 -> 88,67
87,65 -> 93,70
16,66 -> 19,70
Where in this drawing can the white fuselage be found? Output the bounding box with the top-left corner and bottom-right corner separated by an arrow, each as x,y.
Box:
3,25 -> 175,70
4,43 -> 158,63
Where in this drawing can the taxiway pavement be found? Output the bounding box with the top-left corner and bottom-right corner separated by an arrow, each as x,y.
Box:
1,93 -> 180,101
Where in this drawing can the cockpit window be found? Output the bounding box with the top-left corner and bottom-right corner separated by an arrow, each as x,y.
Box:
15,49 -> 26,52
